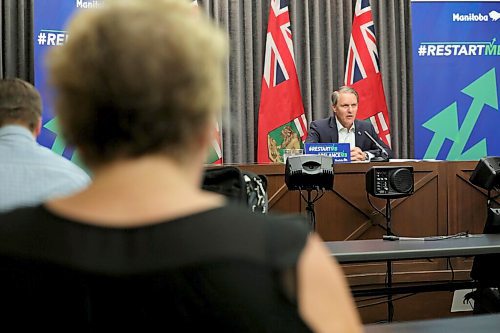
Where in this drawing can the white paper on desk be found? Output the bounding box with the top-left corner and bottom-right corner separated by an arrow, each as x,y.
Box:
389,159 -> 419,162
389,158 -> 441,162
350,160 -> 370,163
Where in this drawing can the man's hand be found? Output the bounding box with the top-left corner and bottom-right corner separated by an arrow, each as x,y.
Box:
350,147 -> 367,161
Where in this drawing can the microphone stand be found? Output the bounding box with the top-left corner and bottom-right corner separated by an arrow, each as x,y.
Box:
364,130 -> 389,162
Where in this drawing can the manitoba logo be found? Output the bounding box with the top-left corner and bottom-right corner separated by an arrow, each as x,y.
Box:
490,10 -> 500,21
76,0 -> 103,9
452,12 -> 489,22
267,121 -> 304,163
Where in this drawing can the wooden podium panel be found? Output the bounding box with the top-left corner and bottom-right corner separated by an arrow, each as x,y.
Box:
313,162 -> 448,242
446,161 -> 498,272
241,161 -> 451,241
447,161 -> 491,235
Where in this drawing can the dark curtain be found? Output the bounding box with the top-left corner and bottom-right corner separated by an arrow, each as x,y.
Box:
0,0 -> 33,81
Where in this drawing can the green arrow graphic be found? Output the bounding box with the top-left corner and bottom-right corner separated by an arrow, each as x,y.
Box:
423,102 -> 459,159
447,68 -> 498,161
43,117 -> 66,155
459,139 -> 487,160
43,117 -> 88,170
71,150 -> 91,174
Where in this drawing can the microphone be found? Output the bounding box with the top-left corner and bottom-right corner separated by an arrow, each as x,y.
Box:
383,233 -> 469,241
383,235 -> 425,241
363,130 -> 389,162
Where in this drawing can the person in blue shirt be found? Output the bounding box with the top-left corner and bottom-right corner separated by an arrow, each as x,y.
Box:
0,78 -> 90,212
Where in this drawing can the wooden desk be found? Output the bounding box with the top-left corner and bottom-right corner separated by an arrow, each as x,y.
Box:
326,234 -> 500,321
326,234 -> 500,264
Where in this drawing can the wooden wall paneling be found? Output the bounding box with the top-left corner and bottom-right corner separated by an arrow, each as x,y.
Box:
447,161 -> 489,235
314,163 -> 372,241
312,162 -> 448,241
446,161 -> 495,273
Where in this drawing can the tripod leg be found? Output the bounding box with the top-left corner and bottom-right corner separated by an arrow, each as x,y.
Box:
306,205 -> 315,231
386,199 -> 394,321
387,260 -> 394,322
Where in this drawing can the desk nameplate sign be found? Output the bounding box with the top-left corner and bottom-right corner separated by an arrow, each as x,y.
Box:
304,143 -> 351,163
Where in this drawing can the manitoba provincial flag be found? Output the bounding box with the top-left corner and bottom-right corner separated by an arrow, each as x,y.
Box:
206,121 -> 223,164
193,0 -> 223,164
257,0 -> 307,163
345,0 -> 391,147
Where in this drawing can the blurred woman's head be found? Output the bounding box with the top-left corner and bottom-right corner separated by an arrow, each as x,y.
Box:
48,0 -> 227,169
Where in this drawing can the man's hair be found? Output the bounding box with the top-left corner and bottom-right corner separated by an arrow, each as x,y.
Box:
47,0 -> 227,167
331,86 -> 359,106
0,78 -> 42,131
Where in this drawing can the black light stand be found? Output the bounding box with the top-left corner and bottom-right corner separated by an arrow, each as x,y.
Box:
298,187 -> 323,231
385,198 -> 394,323
385,198 -> 393,236
365,166 -> 415,323
306,190 -> 316,230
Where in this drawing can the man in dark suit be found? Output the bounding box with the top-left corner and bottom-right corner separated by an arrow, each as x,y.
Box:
305,86 -> 392,161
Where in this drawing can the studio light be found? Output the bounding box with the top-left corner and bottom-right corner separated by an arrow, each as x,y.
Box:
285,155 -> 334,191
469,156 -> 500,191
285,155 -> 334,231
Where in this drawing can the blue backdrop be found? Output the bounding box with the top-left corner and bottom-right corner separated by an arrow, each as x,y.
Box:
412,0 -> 500,160
34,1 -> 101,163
